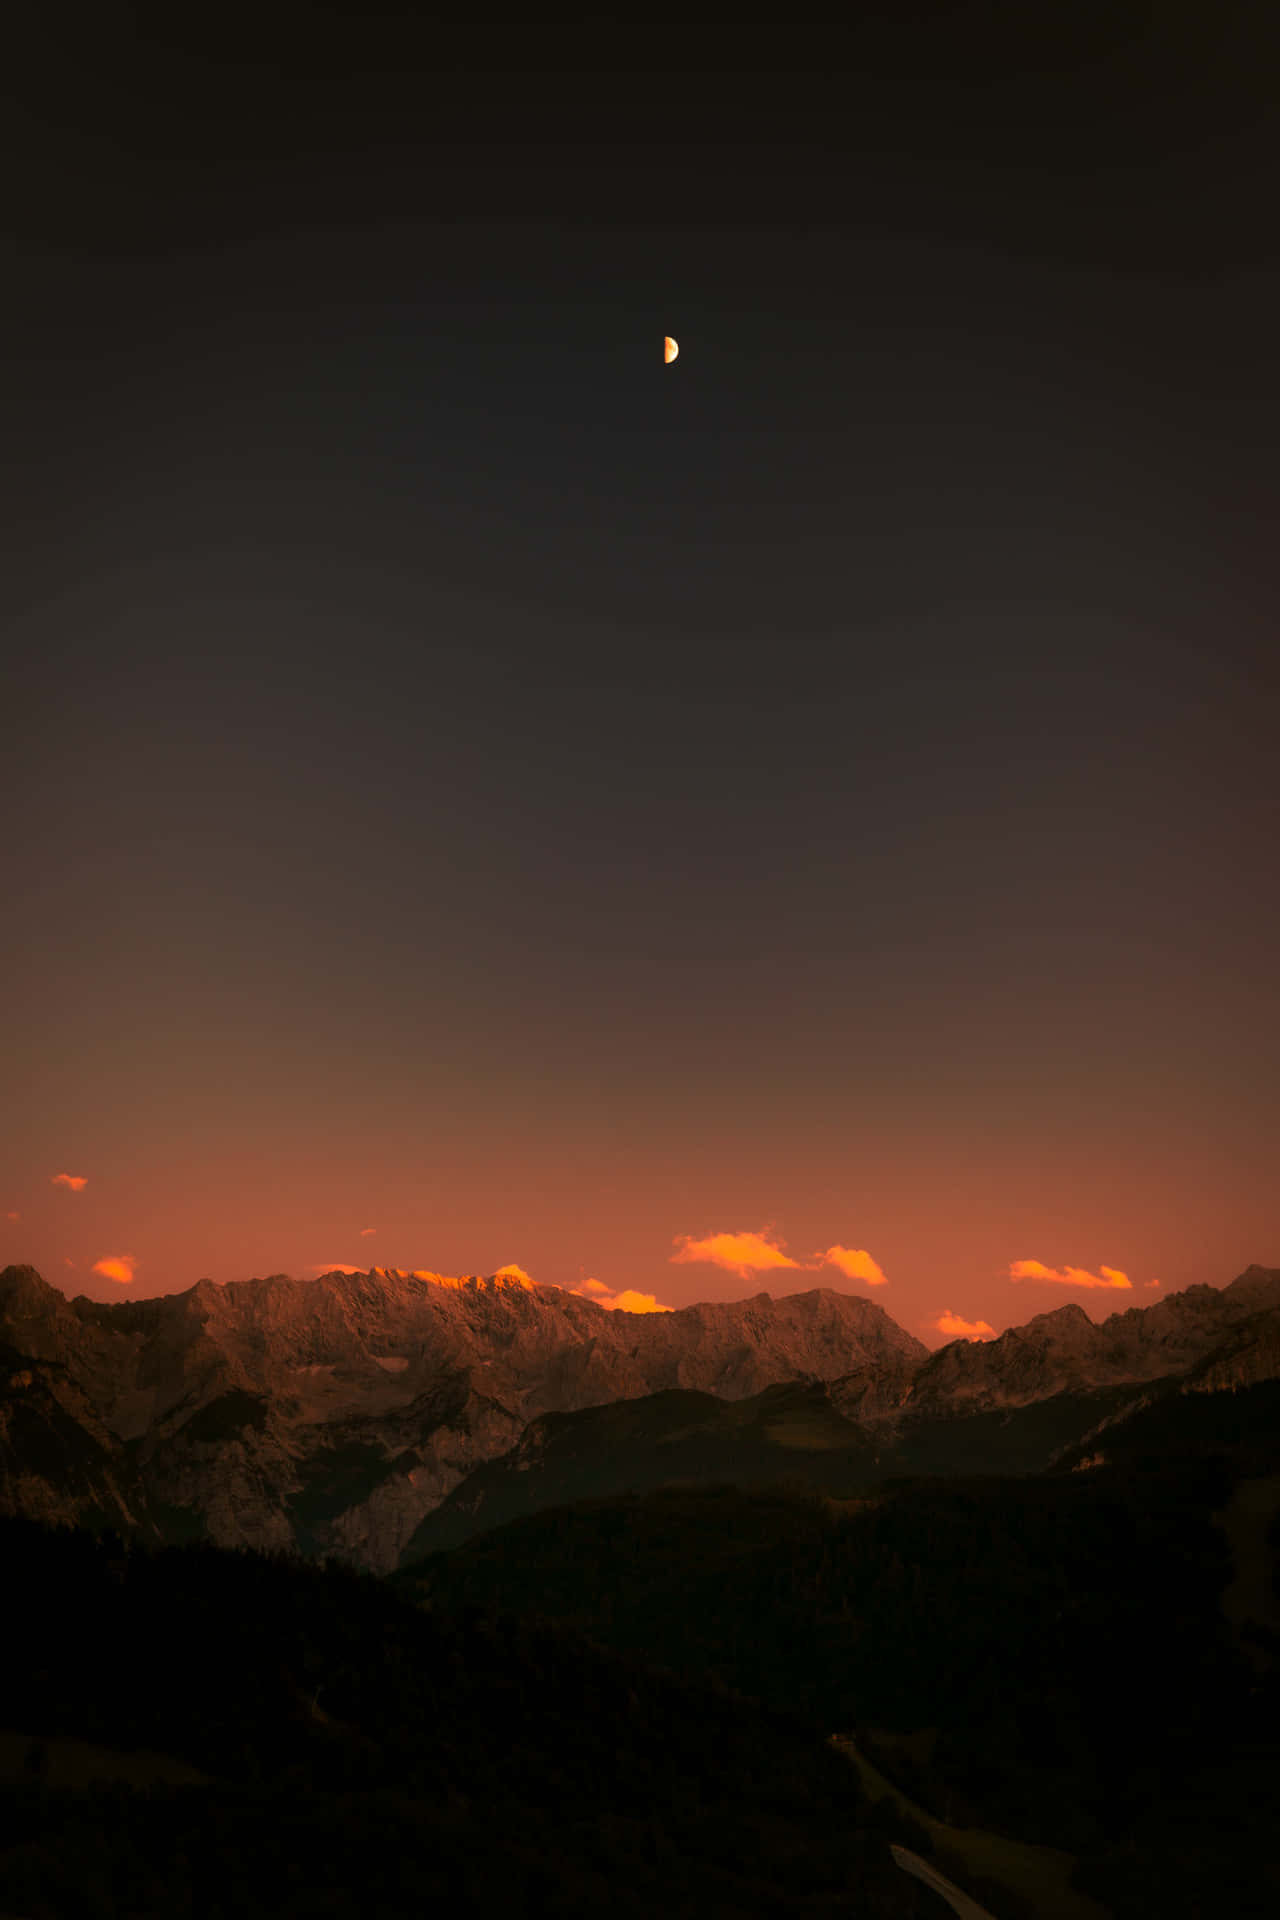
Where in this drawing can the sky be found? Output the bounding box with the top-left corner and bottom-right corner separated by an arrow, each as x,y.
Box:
4,5 -> 1277,1342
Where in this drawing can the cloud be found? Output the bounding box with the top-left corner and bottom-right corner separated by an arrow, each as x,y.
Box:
1145,1278 -> 1161,1289
360,1226 -> 377,1237
934,1310 -> 996,1341
51,1173 -> 88,1192
493,1263 -> 535,1284
92,1254 -> 136,1286
570,1277 -> 671,1314
5,1211 -> 19,1222
822,1245 -> 888,1286
1009,1259 -> 1132,1290
310,1263 -> 367,1275
670,1227 -> 804,1279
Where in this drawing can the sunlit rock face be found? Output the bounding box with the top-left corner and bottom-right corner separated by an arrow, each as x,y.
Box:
0,1265 -> 926,1571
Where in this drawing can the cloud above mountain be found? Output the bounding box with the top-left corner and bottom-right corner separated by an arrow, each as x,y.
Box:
571,1276 -> 670,1314
1009,1259 -> 1132,1290
52,1173 -> 88,1192
92,1254 -> 136,1285
822,1246 -> 888,1286
934,1309 -> 995,1340
671,1228 -> 802,1279
671,1228 -> 889,1289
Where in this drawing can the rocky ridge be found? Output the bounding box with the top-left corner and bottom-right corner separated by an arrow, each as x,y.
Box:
834,1266 -> 1280,1433
2,1262 -> 1276,1570
0,1264 -> 923,1569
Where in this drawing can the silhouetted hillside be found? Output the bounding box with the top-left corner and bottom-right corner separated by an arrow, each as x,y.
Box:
404,1379 -> 880,1555
0,1518 -> 935,1919
402,1383 -> 1280,1918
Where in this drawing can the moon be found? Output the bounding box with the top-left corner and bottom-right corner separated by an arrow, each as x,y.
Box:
664,335 -> 679,364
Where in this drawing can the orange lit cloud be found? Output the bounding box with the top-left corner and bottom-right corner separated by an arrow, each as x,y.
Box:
822,1245 -> 888,1286
51,1173 -> 88,1192
64,1258 -> 76,1269
360,1226 -> 377,1237
5,1211 -> 19,1222
570,1277 -> 671,1314
494,1263 -> 534,1284
671,1227 -> 803,1280
1145,1278 -> 1162,1289
310,1263 -> 367,1275
934,1310 -> 996,1341
92,1254 -> 136,1285
1009,1259 -> 1132,1290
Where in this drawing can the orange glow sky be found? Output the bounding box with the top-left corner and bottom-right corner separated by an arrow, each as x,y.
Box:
4,20 -> 1276,1345
3,1118 -> 1271,1340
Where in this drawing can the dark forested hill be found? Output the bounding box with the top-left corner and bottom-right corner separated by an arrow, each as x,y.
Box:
403,1378 -> 881,1556
402,1381 -> 1280,1920
0,1517 -> 942,1920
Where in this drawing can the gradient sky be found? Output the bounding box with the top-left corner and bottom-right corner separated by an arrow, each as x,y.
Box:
4,7 -> 1277,1341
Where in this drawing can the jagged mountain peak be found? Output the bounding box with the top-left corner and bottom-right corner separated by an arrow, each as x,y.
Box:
1222,1264 -> 1280,1304
1005,1302 -> 1097,1344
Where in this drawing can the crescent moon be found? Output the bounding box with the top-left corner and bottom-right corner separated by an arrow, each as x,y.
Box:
664,336 -> 679,364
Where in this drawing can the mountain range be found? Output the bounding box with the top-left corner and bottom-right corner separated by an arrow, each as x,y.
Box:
2,1260 -> 1277,1571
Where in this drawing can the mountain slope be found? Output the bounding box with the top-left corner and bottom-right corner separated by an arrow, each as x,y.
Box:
2,1263 -> 1275,1571
853,1268 -> 1280,1431
0,1518 -> 929,1920
401,1271 -> 1280,1556
400,1395 -> 1280,1920
403,1378 -> 881,1556
0,1265 -> 922,1569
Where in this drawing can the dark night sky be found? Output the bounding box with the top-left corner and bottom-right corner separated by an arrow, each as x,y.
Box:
4,4 -> 1277,1335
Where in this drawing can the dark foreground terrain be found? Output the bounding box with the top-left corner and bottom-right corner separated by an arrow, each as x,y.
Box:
0,1517 -> 940,1920
4,1381 -> 1278,1918
399,1380 -> 1280,1919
